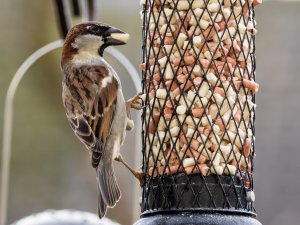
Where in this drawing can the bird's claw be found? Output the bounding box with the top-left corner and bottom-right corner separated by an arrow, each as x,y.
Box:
115,155 -> 123,162
115,154 -> 145,186
134,171 -> 146,187
127,92 -> 145,111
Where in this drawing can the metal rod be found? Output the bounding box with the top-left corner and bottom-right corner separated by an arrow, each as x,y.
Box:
0,40 -> 64,225
87,0 -> 95,21
106,47 -> 142,92
71,0 -> 81,16
79,0 -> 89,22
54,0 -> 71,38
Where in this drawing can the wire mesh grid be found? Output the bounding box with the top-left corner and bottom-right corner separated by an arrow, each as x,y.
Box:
140,0 -> 259,215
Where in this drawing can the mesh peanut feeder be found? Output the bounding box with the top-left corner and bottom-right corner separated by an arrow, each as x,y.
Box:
136,0 -> 262,224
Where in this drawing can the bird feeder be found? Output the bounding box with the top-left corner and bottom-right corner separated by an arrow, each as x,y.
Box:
136,0 -> 262,224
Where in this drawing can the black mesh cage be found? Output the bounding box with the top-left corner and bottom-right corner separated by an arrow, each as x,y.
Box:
140,0 -> 259,216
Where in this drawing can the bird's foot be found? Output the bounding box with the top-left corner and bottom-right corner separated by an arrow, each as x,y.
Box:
115,154 -> 145,187
127,92 -> 145,111
133,171 -> 145,187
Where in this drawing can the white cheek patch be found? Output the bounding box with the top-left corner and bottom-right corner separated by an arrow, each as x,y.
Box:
71,34 -> 104,65
110,33 -> 130,44
72,34 -> 104,52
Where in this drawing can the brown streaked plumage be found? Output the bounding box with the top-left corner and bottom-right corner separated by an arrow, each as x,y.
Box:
61,22 -> 144,218
62,65 -> 119,167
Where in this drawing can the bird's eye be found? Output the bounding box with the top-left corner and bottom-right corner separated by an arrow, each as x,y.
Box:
89,26 -> 101,34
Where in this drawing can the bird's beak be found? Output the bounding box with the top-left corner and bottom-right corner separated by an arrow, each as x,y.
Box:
104,27 -> 130,46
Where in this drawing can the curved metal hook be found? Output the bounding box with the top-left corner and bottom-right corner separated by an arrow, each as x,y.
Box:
106,47 -> 142,91
0,40 -> 64,225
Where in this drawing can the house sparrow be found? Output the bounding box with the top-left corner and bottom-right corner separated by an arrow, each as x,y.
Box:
61,22 -> 144,218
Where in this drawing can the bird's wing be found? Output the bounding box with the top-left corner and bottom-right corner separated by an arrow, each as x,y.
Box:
62,65 -> 119,167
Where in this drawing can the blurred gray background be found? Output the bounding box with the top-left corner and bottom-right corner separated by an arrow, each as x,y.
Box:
0,0 -> 299,225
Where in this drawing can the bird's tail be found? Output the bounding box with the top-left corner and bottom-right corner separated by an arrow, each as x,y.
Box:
96,162 -> 121,218
97,192 -> 107,218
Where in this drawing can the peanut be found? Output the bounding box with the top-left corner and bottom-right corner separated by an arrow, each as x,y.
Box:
143,0 -> 258,180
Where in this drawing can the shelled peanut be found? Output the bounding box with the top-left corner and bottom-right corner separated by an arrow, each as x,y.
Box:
141,0 -> 261,186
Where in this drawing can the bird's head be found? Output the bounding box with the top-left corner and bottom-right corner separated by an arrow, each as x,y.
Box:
62,22 -> 129,63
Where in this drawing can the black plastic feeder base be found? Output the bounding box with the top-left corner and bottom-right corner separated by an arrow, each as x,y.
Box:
134,212 -> 262,225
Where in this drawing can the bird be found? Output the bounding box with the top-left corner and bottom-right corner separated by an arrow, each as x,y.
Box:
61,22 -> 144,218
